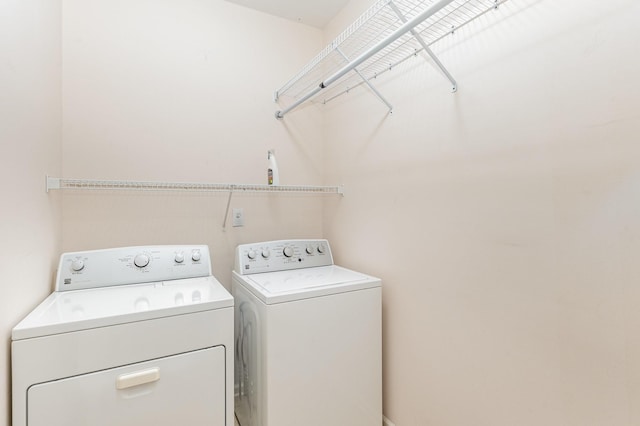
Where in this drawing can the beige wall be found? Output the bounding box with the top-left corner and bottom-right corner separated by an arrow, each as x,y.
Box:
323,0 -> 640,425
60,0 -> 325,287
0,0 -> 62,424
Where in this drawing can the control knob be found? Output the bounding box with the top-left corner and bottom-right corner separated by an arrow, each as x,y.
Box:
262,249 -> 271,259
134,254 -> 150,268
174,252 -> 185,263
306,245 -> 314,255
283,246 -> 294,258
192,250 -> 202,262
71,259 -> 85,272
317,244 -> 326,254
248,250 -> 257,260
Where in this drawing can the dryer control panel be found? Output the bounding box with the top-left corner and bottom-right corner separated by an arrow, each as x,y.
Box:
235,239 -> 333,275
56,245 -> 211,291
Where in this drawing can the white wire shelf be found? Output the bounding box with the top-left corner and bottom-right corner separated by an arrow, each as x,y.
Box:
46,176 -> 344,195
46,176 -> 343,230
274,0 -> 508,118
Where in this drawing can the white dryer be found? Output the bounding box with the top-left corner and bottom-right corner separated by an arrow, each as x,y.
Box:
12,245 -> 234,426
232,239 -> 382,426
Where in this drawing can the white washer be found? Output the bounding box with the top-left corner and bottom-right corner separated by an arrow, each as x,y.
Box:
232,239 -> 382,426
12,245 -> 234,426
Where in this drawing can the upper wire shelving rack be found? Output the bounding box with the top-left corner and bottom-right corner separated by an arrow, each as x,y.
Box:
274,0 -> 507,119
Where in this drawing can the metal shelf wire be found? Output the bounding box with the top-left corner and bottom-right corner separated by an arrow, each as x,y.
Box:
46,177 -> 343,195
46,176 -> 343,230
274,0 -> 509,118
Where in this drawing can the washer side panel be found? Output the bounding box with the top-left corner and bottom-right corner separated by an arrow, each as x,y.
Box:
266,287 -> 382,426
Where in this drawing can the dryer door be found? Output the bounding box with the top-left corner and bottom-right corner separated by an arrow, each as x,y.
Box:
27,346 -> 226,426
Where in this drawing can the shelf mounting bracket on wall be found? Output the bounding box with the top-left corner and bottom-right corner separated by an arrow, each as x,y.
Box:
222,185 -> 235,230
334,47 -> 394,113
388,0 -> 458,92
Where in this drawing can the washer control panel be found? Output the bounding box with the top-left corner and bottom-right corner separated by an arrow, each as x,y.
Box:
235,239 -> 333,275
56,245 -> 211,291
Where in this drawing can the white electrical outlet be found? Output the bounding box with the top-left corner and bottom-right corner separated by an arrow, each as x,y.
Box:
383,416 -> 396,426
232,208 -> 244,227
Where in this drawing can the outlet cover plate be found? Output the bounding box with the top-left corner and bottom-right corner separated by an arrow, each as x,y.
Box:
232,208 -> 244,227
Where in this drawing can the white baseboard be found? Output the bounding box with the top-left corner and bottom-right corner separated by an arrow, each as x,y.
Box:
383,415 -> 396,426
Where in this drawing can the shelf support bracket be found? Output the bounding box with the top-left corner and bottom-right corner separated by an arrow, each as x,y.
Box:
222,185 -> 235,231
46,175 -> 60,193
335,47 -> 393,113
389,0 -> 458,92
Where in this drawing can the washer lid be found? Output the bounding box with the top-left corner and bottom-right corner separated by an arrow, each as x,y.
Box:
238,265 -> 381,304
12,276 -> 233,340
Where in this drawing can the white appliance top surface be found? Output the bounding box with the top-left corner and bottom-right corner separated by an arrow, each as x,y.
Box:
236,265 -> 380,304
13,276 -> 233,340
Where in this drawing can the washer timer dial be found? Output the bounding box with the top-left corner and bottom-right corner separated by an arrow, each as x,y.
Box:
134,254 -> 150,268
71,259 -> 85,272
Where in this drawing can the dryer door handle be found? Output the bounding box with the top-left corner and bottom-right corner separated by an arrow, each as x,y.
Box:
116,368 -> 160,390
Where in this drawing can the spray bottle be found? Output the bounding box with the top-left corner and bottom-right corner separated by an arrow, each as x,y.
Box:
268,149 -> 279,185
